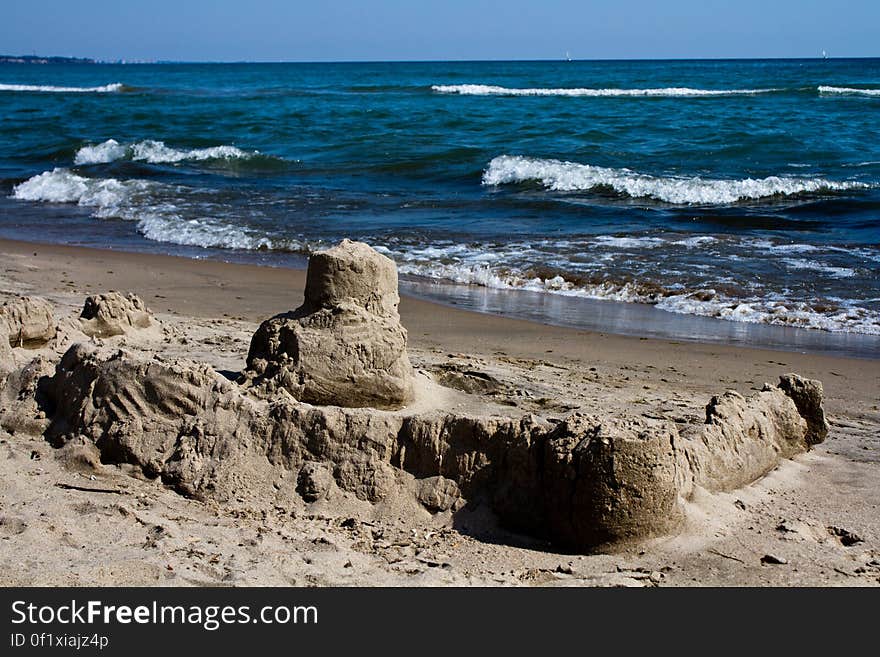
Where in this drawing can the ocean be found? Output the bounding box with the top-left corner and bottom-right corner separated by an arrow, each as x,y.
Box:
1,59 -> 879,356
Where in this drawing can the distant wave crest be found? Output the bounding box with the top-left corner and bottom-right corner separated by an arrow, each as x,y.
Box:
818,85 -> 880,97
432,84 -> 777,97
482,155 -> 870,204
74,139 -> 262,165
0,82 -> 123,93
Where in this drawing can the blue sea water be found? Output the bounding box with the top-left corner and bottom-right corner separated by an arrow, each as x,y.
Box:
1,59 -> 879,354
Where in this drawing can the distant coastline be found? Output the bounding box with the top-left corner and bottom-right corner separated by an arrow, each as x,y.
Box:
0,54 -> 159,65
0,54 -> 96,64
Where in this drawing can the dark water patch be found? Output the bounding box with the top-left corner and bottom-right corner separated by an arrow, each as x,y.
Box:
679,212 -> 828,231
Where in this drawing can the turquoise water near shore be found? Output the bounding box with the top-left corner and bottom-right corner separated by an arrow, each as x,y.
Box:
1,59 -> 878,353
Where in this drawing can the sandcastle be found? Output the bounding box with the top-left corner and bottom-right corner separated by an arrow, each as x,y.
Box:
245,239 -> 414,409
0,240 -> 830,552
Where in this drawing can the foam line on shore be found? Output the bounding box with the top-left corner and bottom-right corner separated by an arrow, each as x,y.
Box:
392,257 -> 880,335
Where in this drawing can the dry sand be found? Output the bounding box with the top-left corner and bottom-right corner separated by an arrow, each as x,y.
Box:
1,238 -> 878,586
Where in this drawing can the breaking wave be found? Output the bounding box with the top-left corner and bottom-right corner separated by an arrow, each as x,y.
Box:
11,168 -> 153,211
432,84 -> 777,97
0,82 -> 124,93
482,155 -> 871,204
10,168 -> 281,251
74,139 -> 265,165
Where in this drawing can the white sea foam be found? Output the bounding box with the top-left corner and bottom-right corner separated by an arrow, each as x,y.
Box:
781,258 -> 855,278
432,84 -> 776,97
818,86 -> 880,97
672,236 -> 717,248
482,155 -> 870,204
74,139 -> 257,165
136,214 -> 276,250
10,168 -> 281,251
770,243 -> 819,253
0,82 -> 123,93
746,239 -> 819,253
11,168 -> 150,215
73,140 -> 129,165
593,235 -> 664,249
655,294 -> 880,335
397,260 -> 658,304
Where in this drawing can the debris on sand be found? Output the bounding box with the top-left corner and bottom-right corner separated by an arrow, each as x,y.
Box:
828,526 -> 865,547
761,554 -> 789,565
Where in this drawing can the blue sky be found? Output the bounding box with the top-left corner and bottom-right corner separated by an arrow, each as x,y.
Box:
3,0 -> 877,61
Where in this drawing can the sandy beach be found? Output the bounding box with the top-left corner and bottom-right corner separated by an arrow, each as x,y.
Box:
1,237 -> 878,586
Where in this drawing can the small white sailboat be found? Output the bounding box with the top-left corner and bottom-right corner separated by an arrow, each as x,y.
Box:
565,51 -> 572,62
822,49 -> 828,59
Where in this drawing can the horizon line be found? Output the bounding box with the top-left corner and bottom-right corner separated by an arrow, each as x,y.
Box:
4,54 -> 880,65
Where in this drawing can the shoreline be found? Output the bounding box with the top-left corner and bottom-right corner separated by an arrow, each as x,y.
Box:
2,236 -> 878,417
2,235 -> 877,361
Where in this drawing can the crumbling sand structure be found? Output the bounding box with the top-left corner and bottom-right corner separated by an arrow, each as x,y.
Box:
245,239 -> 414,409
1,296 -> 56,380
0,241 -> 830,553
79,291 -> 154,338
1,296 -> 55,349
